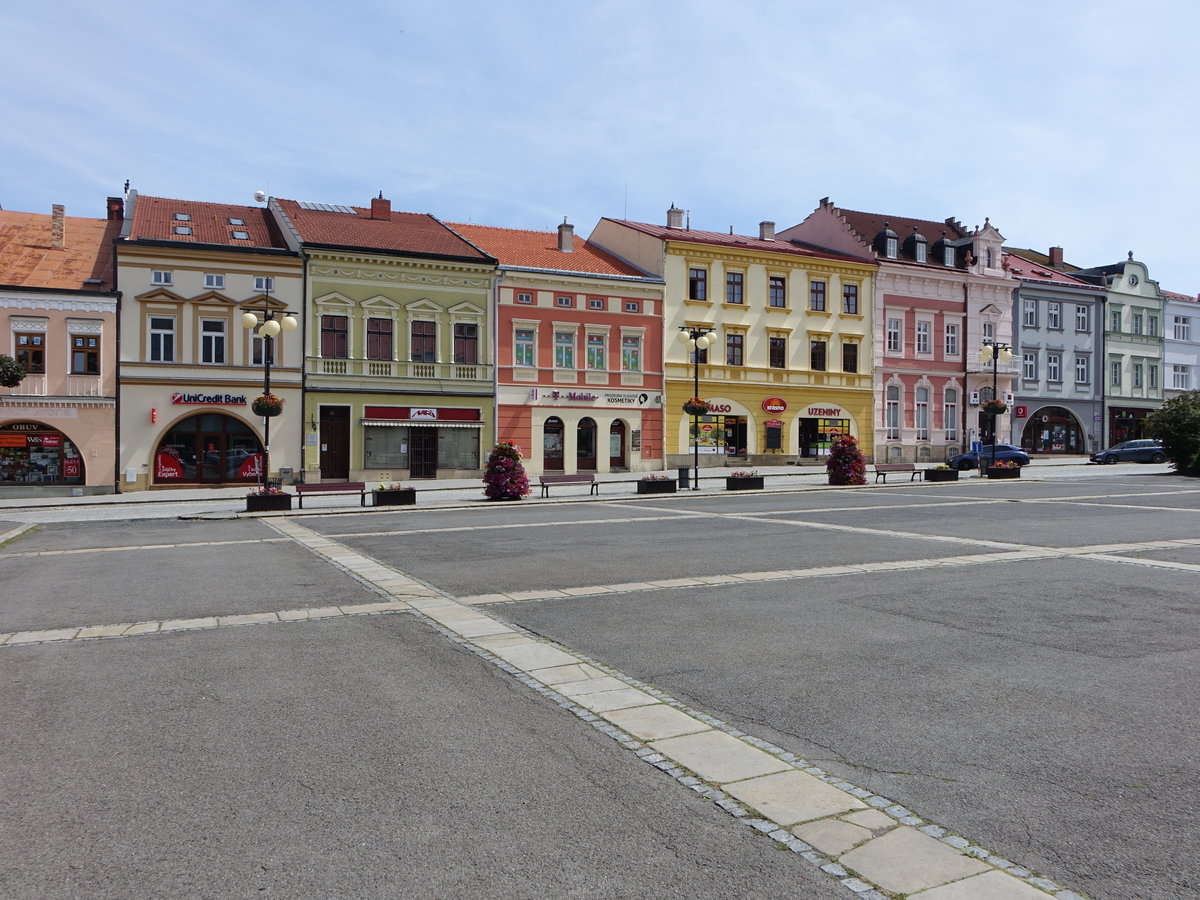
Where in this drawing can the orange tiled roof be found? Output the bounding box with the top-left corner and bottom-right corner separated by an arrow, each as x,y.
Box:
1003,251 -> 1100,289
129,196 -> 286,248
601,218 -> 869,265
276,199 -> 492,261
448,223 -> 651,278
0,208 -> 119,291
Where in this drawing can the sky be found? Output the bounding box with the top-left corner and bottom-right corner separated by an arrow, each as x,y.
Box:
4,0 -> 1199,291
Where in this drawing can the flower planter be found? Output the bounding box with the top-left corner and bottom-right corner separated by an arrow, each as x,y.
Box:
985,466 -> 1022,479
246,493 -> 292,512
725,476 -> 764,491
923,469 -> 959,483
374,489 -> 416,506
637,479 -> 678,495
251,402 -> 283,417
682,402 -> 709,416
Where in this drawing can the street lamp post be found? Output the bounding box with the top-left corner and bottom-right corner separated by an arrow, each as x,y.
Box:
676,325 -> 717,490
240,292 -> 298,493
978,340 -> 1012,471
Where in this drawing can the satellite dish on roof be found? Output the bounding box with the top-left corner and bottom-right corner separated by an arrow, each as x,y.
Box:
253,190 -> 267,203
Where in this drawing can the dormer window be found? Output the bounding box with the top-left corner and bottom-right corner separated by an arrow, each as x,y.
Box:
915,241 -> 927,263
944,246 -> 956,267
886,237 -> 898,258
986,248 -> 994,267
876,225 -> 899,259
905,229 -> 928,263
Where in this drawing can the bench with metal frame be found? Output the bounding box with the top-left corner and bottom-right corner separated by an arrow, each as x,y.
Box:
538,473 -> 599,498
295,481 -> 367,508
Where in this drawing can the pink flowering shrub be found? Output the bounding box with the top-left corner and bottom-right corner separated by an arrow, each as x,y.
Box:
826,434 -> 867,486
483,441 -> 531,500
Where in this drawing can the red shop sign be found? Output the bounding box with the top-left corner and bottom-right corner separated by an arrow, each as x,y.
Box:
62,458 -> 81,478
155,451 -> 184,480
40,433 -> 62,448
1015,405 -> 1029,418
762,397 -> 787,413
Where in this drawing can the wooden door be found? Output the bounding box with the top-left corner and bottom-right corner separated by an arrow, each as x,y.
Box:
319,406 -> 350,480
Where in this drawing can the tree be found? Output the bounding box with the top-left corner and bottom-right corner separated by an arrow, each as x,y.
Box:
1146,391 -> 1200,476
483,440 -> 531,500
0,354 -> 25,388
826,433 -> 867,485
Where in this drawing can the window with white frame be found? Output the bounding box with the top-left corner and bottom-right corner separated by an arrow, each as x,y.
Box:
200,319 -> 226,364
1132,312 -> 1143,335
621,334 -> 641,372
556,295 -> 574,308
1111,308 -> 1122,332
152,270 -> 173,286
514,328 -> 535,367
1047,352 -> 1061,383
1111,360 -> 1122,386
914,242 -> 927,264
586,333 -> 606,370
623,300 -> 639,313
885,237 -> 898,258
1149,316 -> 1159,337
1150,364 -> 1158,389
1023,299 -> 1038,327
204,273 -> 225,290
588,298 -> 605,311
1172,365 -> 1191,390
944,387 -> 958,440
554,331 -> 575,368
944,245 -> 956,266
915,387 -> 929,440
1076,304 -> 1090,332
1133,363 -> 1143,387
983,321 -> 994,342
1075,354 -> 1090,384
1047,302 -> 1061,329
1023,351 -> 1037,380
254,276 -> 274,292
516,291 -> 533,305
1174,316 -> 1191,341
944,323 -> 959,356
885,385 -> 900,439
915,321 -> 931,354
149,316 -> 175,362
886,318 -> 902,352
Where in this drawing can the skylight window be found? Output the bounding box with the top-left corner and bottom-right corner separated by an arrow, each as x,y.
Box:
174,226 -> 192,235
232,230 -> 250,240
174,212 -> 191,221
228,217 -> 245,226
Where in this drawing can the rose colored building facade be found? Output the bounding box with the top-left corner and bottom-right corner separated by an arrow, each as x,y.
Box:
452,221 -> 665,475
0,201 -> 122,494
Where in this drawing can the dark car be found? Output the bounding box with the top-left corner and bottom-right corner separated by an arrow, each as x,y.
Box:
947,443 -> 1031,470
1089,439 -> 1166,464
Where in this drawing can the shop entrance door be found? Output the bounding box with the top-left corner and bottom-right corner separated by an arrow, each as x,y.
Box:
543,417 -> 564,471
199,433 -> 226,483
609,420 -> 626,469
798,419 -> 819,457
410,428 -> 438,479
577,417 -> 597,470
319,407 -> 350,480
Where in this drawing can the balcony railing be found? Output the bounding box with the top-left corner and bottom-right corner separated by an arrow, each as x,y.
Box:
0,374 -> 106,398
306,358 -> 492,381
665,361 -> 871,390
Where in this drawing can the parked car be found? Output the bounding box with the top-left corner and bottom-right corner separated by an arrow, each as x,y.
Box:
947,444 -> 1031,470
1089,439 -> 1166,464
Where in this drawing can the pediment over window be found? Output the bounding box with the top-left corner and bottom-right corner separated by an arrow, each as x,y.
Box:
135,288 -> 186,305
191,291 -> 238,307
979,303 -> 1003,317
406,298 -> 442,314
448,301 -> 485,318
313,291 -> 354,309
361,294 -> 400,311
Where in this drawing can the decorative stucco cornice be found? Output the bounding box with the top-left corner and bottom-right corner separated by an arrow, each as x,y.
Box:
0,293 -> 117,314
663,243 -> 873,278
309,263 -> 491,290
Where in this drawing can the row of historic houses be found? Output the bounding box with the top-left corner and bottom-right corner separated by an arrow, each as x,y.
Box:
2,188 -> 1197,493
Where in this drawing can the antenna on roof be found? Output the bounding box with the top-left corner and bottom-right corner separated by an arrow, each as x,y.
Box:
378,191 -> 384,200
254,190 -> 267,204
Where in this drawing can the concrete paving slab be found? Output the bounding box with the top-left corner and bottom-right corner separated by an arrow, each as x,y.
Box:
276,609 -> 310,621
841,809 -> 897,831
533,663 -> 605,685
490,642 -> 580,671
839,827 -> 991,895
602,704 -> 712,741
75,624 -> 136,639
7,628 -> 80,644
649,731 -> 791,784
122,623 -> 161,635
791,818 -> 873,856
456,593 -> 512,605
446,619 -> 512,639
338,602 -> 408,615
569,688 -> 659,713
724,770 -> 866,825
555,676 -> 631,697
910,869 -> 1052,899
472,634 -> 534,650
218,613 -> 279,627
305,606 -> 345,619
159,617 -> 219,631
421,604 -> 486,624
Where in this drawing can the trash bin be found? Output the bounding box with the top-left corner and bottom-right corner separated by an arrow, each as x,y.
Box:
678,466 -> 690,489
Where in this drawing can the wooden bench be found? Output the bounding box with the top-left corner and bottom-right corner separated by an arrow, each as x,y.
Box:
295,481 -> 367,508
539,473 -> 599,498
873,463 -> 919,483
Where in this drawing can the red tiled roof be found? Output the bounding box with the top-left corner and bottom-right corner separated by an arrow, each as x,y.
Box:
0,208 -> 119,291
1162,288 -> 1199,303
1003,252 -> 1099,288
833,207 -> 967,245
276,199 -> 492,261
130,196 -> 286,248
602,218 -> 869,265
448,223 -> 650,278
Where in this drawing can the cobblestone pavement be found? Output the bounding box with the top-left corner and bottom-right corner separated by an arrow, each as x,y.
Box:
1,469 -> 1194,898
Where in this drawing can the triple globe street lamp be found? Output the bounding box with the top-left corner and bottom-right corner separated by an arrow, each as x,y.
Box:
676,325 -> 718,490
240,295 -> 298,493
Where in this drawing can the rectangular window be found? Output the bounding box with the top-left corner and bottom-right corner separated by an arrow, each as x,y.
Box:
589,298 -> 605,311
944,246 -> 956,267
555,332 -> 575,368
152,270 -> 172,286
200,319 -> 226,364
769,336 -> 786,369
1047,353 -> 1062,383
842,342 -> 857,373
439,427 -> 480,469
810,338 -> 826,371
556,295 -> 573,308
726,333 -> 744,366
1150,364 -> 1158,389
688,268 -> 707,301
586,334 -> 606,370
726,272 -> 744,304
254,276 -> 274,293
148,317 -> 174,362
809,280 -> 826,311
514,329 -> 535,367
69,334 -> 99,374
983,322 -> 994,342
915,242 -> 928,264
366,317 -> 393,361
944,323 -> 959,357
321,315 -> 348,358
915,321 -> 931,354
1149,316 -> 1159,337
1172,365 -> 1191,390
1047,302 -> 1062,330
453,323 -> 478,364
1132,313 -> 1143,335
1174,316 -> 1191,341
1111,309 -> 1122,332
1111,360 -> 1122,386
1075,355 -> 1090,384
621,335 -> 641,372
1023,351 -> 1037,380
886,318 -> 902,352
768,276 -> 786,308
1023,299 -> 1038,327
1133,363 -> 1143,388
411,321 -> 436,363
623,301 -> 639,313
944,388 -> 958,440
885,386 -> 900,439
516,291 -> 533,305
1076,305 -> 1090,332
915,387 -> 929,441
14,332 -> 46,373
204,273 -> 225,290
251,334 -> 274,366
842,283 -> 859,315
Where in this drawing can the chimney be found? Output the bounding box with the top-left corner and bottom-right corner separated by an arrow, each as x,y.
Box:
759,221 -> 776,241
557,218 -> 574,252
106,196 -> 124,221
370,193 -> 391,221
51,204 -> 65,249
666,204 -> 685,229
1048,246 -> 1064,268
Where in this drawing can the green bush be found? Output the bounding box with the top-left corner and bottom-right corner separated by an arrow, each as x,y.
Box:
0,354 -> 25,388
1146,391 -> 1200,476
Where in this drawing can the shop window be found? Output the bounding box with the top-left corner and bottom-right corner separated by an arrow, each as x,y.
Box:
411,320 -> 437,363
726,272 -> 744,304
321,315 -> 348,358
364,425 -> 409,467
769,336 -> 786,369
841,341 -> 857,373
453,323 -> 478,364
200,319 -> 226,364
70,335 -> 99,374
14,333 -> 46,374
367,318 -> 394,360
543,416 -> 564,470
154,414 -> 262,483
0,424 -> 84,484
810,338 -> 826,371
621,335 -> 641,372
586,334 -> 606,370
514,329 -> 535,367
438,428 -> 480,469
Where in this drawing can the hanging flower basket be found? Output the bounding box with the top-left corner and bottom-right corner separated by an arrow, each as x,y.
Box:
251,393 -> 284,417
682,398 -> 710,416
981,400 -> 1008,416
